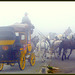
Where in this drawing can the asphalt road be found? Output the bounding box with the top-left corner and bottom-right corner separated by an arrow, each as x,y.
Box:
0,49 -> 75,74
0,50 -> 50,74
0,57 -> 51,74
50,50 -> 75,74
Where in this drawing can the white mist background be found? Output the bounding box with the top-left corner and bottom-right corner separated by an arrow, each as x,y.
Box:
0,2 -> 75,34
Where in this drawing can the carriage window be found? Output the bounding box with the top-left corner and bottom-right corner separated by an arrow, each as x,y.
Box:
21,35 -> 25,40
15,32 -> 19,36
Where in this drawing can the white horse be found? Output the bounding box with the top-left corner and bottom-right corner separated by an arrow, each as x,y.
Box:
50,39 -> 62,58
35,38 -> 51,62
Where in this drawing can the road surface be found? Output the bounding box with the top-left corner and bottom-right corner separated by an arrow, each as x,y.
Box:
0,50 -> 75,74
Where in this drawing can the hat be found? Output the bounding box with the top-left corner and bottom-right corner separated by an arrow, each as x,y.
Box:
25,12 -> 28,16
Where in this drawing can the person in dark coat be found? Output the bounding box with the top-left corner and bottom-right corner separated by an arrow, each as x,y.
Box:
21,12 -> 32,25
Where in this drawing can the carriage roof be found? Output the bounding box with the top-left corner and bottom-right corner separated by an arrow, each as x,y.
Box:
0,26 -> 15,32
0,23 -> 34,34
10,23 -> 34,32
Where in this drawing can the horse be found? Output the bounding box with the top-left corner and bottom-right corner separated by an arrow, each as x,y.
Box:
58,38 -> 75,61
35,37 -> 51,61
50,39 -> 62,58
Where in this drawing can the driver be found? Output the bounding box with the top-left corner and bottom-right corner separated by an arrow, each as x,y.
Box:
21,12 -> 32,25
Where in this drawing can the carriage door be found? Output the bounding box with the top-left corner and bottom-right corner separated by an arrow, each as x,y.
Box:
27,31 -> 31,52
20,32 -> 27,54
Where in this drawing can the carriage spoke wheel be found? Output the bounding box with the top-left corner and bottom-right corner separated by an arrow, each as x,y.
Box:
19,55 -> 25,70
29,53 -> 35,66
0,63 -> 3,71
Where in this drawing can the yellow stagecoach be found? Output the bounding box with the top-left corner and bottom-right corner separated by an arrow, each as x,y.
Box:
0,23 -> 35,71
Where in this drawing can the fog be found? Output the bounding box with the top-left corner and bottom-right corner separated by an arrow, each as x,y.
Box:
0,1 -> 75,34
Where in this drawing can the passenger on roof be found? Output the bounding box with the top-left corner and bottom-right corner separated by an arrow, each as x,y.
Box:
21,12 -> 32,25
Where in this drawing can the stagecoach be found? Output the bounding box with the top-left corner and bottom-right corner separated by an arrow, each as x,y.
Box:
0,23 -> 35,71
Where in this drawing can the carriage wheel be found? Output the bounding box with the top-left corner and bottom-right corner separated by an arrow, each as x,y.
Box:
19,55 -> 25,70
10,63 -> 15,67
29,53 -> 35,66
0,63 -> 3,71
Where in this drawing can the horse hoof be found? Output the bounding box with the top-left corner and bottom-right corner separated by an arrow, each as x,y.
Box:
67,57 -> 69,60
58,55 -> 60,57
62,58 -> 64,61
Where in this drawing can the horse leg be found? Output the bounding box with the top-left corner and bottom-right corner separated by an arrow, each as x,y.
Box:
62,49 -> 66,61
67,49 -> 72,60
54,46 -> 59,58
64,49 -> 67,60
58,47 -> 62,57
